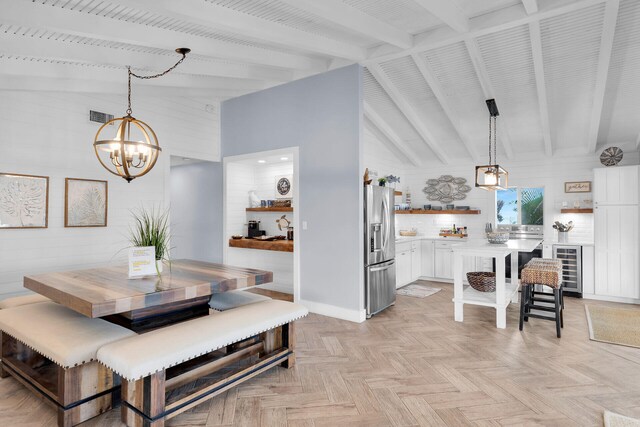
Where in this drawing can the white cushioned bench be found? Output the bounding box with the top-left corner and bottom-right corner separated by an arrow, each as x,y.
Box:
97,299 -> 308,427
208,289 -> 271,311
0,293 -> 49,309
0,302 -> 136,427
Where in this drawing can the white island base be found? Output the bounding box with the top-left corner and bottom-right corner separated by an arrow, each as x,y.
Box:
452,239 -> 543,329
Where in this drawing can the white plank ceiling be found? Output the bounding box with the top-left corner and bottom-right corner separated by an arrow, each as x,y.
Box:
1,0 -> 639,162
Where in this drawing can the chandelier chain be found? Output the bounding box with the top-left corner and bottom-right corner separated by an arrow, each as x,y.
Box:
126,52 -> 188,115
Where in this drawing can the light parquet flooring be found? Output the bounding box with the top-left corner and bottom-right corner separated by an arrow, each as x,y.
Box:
2,282 -> 640,426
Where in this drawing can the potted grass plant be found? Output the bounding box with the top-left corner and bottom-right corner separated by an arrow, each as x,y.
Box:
129,206 -> 171,274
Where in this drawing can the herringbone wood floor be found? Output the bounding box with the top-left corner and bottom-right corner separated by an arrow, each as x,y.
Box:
2,282 -> 640,426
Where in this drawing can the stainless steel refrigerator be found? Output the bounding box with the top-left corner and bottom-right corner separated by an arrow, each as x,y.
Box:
365,185 -> 396,318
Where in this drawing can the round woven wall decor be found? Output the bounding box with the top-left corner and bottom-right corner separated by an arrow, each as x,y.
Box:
422,175 -> 471,204
600,146 -> 623,167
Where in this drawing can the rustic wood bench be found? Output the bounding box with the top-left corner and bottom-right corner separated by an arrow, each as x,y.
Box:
0,302 -> 136,427
97,299 -> 308,427
0,293 -> 49,309
208,289 -> 271,311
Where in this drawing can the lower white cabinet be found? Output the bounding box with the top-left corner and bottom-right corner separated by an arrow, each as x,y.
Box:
396,247 -> 411,289
421,240 -> 434,277
434,246 -> 453,279
410,241 -> 422,281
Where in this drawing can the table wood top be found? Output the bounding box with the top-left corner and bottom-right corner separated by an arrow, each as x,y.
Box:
24,260 -> 273,318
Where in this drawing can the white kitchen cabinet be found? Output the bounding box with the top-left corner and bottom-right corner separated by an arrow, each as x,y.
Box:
396,246 -> 411,289
594,205 -> 639,299
434,241 -> 454,279
421,240 -> 434,278
410,241 -> 422,281
582,245 -> 595,295
594,166 -> 639,206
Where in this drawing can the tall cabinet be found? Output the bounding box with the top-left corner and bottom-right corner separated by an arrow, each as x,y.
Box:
594,165 -> 639,300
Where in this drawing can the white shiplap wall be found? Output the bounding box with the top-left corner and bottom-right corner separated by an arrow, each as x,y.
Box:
225,160 -> 294,294
0,91 -> 219,299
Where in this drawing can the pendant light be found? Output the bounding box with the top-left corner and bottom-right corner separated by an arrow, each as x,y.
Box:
93,48 -> 190,183
475,99 -> 508,191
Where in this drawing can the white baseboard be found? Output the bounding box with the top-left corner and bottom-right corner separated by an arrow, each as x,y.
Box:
583,293 -> 640,305
298,299 -> 366,323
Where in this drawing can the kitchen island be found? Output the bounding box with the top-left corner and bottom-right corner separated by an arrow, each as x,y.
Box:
451,239 -> 542,329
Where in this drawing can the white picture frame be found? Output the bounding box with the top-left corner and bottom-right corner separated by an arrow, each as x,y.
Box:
275,175 -> 293,199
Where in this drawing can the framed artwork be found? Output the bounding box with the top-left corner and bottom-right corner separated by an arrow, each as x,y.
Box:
564,181 -> 591,193
0,173 -> 49,229
65,178 -> 108,227
275,175 -> 293,199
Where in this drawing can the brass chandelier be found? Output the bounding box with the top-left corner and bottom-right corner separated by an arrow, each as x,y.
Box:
475,99 -> 508,191
93,48 -> 190,183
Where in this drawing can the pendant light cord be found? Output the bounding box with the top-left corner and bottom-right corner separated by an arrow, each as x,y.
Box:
488,115 -> 497,166
126,51 -> 189,115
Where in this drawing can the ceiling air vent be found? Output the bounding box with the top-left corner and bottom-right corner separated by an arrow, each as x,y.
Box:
89,110 -> 114,125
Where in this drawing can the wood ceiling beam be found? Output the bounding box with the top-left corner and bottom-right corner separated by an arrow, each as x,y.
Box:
587,0 -> 620,153
278,0 -> 412,49
0,32 -> 293,83
0,0 -> 327,72
412,0 -> 469,32
529,22 -> 553,157
411,53 -> 477,160
364,103 -> 421,167
0,75 -> 240,99
464,39 -> 514,160
522,0 -> 539,15
123,0 -> 366,61
367,64 -> 450,164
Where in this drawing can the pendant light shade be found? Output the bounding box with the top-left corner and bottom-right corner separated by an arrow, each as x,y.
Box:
93,48 -> 189,183
475,99 -> 508,191
93,116 -> 161,183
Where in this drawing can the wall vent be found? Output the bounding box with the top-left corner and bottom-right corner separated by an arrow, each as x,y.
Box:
89,110 -> 114,125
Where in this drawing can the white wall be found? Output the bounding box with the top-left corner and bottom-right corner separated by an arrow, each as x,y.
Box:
363,129 -> 406,184
0,91 -> 219,299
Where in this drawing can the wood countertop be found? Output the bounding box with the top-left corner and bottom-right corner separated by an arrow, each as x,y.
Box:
229,238 -> 294,252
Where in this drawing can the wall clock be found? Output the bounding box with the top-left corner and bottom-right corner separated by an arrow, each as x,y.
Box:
275,175 -> 293,199
600,147 -> 623,167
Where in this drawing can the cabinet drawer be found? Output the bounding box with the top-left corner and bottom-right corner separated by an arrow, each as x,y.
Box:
396,242 -> 411,253
435,241 -> 455,249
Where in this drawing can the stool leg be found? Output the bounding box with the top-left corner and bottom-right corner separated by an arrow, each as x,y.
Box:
560,287 -> 564,328
554,288 -> 561,338
519,284 -> 528,331
524,285 -> 532,322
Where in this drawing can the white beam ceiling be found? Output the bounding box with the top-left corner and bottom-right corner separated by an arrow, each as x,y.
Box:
0,0 -> 327,72
368,64 -> 450,165
529,23 -> 553,157
587,0 -> 620,153
464,39 -> 514,160
412,0 -> 469,32
411,53 -> 477,160
277,0 -> 413,49
522,0 -> 539,15
364,103 -> 421,167
123,0 -> 366,61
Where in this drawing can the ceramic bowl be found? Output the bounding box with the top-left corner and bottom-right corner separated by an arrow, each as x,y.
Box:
486,232 -> 509,244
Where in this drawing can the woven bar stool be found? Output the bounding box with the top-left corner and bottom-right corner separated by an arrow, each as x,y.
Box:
519,259 -> 563,338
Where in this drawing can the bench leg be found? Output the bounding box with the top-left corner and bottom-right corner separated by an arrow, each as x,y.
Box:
122,371 -> 166,427
281,323 -> 296,369
0,332 -> 9,378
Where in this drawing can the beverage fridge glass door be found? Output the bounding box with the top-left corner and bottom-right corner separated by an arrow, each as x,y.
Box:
366,186 -> 395,265
366,259 -> 396,317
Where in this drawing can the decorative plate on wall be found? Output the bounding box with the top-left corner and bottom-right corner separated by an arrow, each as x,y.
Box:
275,175 -> 293,199
600,147 -> 623,167
422,176 -> 471,204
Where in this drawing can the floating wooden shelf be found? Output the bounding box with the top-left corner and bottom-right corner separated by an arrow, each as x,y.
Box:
246,207 -> 293,212
560,208 -> 593,214
228,238 -> 293,252
394,191 -> 402,196
395,209 -> 481,215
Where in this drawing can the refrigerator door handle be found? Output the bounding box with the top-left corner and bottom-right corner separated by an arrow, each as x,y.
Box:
381,196 -> 390,250
370,260 -> 395,272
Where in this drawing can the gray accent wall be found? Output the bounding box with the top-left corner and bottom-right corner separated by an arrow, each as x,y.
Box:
221,64 -> 364,314
170,161 -> 224,263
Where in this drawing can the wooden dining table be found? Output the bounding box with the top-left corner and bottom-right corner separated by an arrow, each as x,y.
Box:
24,259 -> 273,332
